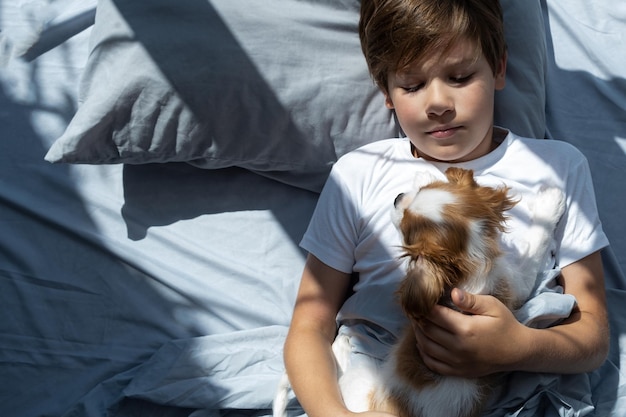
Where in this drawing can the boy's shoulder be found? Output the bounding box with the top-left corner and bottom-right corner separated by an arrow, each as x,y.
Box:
513,133 -> 580,151
329,137 -> 417,189
345,137 -> 407,154
510,133 -> 586,161
336,137 -> 411,164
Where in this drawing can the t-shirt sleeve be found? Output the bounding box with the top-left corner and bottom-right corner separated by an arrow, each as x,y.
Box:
300,162 -> 360,274
556,152 -> 609,267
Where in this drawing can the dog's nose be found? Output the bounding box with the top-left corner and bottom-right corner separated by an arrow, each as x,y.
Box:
394,193 -> 405,208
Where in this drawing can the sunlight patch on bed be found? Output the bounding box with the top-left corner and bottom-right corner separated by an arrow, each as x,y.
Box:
616,137 -> 626,155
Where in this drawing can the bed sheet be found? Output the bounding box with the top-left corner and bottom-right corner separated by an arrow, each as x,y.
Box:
0,1 -> 625,416
0,4 -> 311,414
541,0 -> 626,285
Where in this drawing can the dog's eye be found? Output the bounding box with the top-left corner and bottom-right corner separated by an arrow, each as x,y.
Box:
394,193 -> 405,208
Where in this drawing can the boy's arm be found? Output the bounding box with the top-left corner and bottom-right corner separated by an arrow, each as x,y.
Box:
413,250 -> 609,377
284,254 -> 354,417
284,254 -> 395,417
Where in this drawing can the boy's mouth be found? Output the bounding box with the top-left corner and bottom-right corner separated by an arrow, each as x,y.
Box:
427,126 -> 461,139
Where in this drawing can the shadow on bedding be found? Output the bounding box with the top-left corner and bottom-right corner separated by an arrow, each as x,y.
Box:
120,164 -> 318,243
107,0 -> 352,193
0,83 -> 233,416
109,0 -> 296,136
541,0 -> 626,283
540,2 -> 626,413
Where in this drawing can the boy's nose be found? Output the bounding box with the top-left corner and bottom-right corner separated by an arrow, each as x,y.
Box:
425,81 -> 453,117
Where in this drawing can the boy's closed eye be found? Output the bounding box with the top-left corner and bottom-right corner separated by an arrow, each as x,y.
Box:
450,73 -> 474,84
399,73 -> 475,93
401,84 -> 425,93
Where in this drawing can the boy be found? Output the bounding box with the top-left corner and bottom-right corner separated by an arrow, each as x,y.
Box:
283,0 -> 609,416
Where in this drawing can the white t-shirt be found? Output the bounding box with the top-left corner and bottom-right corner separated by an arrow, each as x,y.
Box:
300,130 -> 608,353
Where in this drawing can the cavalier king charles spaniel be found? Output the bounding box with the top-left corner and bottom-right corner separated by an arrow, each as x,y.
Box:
367,167 -> 565,417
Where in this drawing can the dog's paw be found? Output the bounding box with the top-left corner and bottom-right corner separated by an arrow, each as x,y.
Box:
412,171 -> 439,191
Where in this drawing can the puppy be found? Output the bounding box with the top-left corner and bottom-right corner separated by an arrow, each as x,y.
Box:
367,167 -> 565,417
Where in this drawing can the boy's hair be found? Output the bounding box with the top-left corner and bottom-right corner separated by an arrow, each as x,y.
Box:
359,0 -> 506,93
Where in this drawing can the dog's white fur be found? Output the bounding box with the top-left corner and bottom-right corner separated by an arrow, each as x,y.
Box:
273,167 -> 565,417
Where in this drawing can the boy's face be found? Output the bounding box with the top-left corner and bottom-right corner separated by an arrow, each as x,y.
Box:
384,38 -> 506,163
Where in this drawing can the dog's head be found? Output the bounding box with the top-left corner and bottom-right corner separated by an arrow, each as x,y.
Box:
393,167 -> 517,319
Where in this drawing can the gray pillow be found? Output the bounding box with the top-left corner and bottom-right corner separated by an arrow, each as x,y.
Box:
45,0 -> 546,192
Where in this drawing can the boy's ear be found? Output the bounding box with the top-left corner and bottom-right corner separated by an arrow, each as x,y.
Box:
384,92 -> 395,109
495,52 -> 507,90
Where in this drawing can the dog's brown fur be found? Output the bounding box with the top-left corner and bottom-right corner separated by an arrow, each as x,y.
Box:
396,167 -> 518,320
370,167 -> 518,417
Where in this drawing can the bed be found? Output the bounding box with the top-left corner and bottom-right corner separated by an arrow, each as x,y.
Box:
0,0 -> 624,416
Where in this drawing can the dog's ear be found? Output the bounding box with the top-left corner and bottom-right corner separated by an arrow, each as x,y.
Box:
398,260 -> 450,319
475,185 -> 518,232
495,187 -> 518,213
485,186 -> 517,214
444,167 -> 476,187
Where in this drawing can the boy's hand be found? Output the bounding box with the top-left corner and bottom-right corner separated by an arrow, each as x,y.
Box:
413,288 -> 527,378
